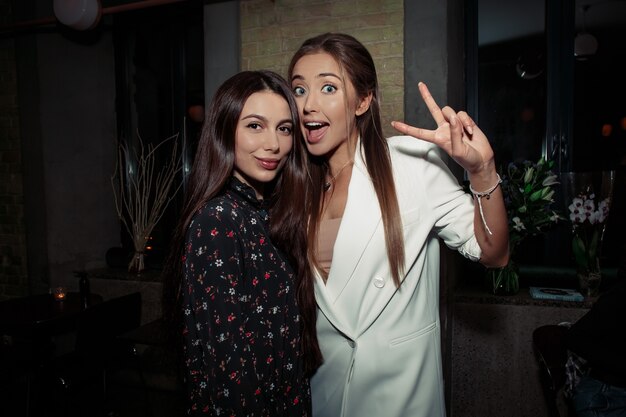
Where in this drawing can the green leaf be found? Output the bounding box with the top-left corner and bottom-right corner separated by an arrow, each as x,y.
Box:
524,184 -> 532,194
529,189 -> 544,202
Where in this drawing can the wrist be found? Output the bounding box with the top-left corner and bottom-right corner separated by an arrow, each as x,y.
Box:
468,163 -> 499,190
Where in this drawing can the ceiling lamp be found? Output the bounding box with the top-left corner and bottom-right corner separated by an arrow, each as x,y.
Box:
53,0 -> 102,31
574,4 -> 598,59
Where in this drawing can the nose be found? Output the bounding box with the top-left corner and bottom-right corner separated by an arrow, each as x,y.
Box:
263,132 -> 280,152
302,90 -> 317,115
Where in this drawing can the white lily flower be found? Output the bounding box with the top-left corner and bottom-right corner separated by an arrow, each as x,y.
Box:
512,216 -> 526,231
542,175 -> 559,186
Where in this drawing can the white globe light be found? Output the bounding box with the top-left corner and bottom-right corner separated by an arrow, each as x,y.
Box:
53,0 -> 102,31
574,32 -> 599,58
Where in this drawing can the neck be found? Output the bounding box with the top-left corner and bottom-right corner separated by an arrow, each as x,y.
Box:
327,135 -> 357,174
323,159 -> 353,192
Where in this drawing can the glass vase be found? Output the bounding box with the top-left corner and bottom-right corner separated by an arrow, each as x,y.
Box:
577,269 -> 601,298
487,260 -> 520,295
561,171 -> 615,297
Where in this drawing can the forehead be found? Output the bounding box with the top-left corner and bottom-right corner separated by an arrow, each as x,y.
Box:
240,91 -> 290,117
292,52 -> 343,79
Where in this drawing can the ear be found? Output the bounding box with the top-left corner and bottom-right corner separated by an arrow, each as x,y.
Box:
355,92 -> 373,116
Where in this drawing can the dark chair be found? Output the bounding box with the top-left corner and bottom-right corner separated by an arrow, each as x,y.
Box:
532,324 -> 574,417
50,292 -> 145,415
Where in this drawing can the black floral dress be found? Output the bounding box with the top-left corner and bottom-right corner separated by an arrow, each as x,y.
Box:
181,177 -> 311,416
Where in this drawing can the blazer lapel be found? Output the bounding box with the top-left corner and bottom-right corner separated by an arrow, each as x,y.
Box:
325,148 -> 381,302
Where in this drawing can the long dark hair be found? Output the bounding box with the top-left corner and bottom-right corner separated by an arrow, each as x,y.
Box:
288,32 -> 405,367
289,33 -> 405,286
162,70 -> 318,373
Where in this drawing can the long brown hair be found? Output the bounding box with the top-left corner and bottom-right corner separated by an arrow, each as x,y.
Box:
289,32 -> 405,366
162,70 -> 318,373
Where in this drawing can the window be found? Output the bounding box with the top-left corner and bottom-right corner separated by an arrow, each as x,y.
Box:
113,2 -> 204,269
468,0 -> 625,278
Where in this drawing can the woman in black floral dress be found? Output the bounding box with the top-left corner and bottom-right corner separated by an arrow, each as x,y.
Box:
164,70 -> 314,416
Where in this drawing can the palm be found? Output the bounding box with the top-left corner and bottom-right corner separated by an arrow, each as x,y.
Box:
392,82 -> 495,175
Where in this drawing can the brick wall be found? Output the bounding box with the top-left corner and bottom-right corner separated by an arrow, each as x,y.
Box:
240,0 -> 404,139
0,0 -> 28,299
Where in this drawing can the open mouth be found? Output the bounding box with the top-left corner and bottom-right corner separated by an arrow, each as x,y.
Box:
304,121 -> 329,143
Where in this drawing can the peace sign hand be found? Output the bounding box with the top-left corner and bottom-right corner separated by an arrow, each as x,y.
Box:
391,82 -> 495,176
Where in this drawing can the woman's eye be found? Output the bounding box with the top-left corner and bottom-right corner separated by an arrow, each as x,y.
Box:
322,84 -> 336,93
247,122 -> 262,130
293,86 -> 305,96
278,125 -> 293,135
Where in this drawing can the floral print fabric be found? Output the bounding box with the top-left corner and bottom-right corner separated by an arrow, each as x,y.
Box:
182,177 -> 311,416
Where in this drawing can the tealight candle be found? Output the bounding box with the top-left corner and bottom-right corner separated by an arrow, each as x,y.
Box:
53,286 -> 66,301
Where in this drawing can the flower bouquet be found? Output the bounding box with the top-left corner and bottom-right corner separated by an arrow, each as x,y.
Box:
487,157 -> 562,294
563,171 -> 615,296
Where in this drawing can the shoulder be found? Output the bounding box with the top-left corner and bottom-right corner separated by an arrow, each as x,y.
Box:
188,195 -> 244,234
387,135 -> 439,156
386,135 -> 448,174
386,135 -> 449,169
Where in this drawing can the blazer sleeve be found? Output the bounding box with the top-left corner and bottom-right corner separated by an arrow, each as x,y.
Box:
389,135 -> 481,261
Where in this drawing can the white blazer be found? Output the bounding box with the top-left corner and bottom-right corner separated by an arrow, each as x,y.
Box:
311,136 -> 481,417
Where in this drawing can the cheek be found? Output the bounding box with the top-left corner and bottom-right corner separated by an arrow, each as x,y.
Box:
326,97 -> 346,118
280,136 -> 294,155
235,133 -> 257,153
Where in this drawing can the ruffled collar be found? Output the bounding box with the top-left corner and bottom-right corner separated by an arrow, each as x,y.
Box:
226,176 -> 270,212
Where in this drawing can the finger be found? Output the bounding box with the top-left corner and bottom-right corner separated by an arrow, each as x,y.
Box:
418,82 -> 445,127
448,115 -> 464,156
457,111 -> 475,135
441,106 -> 457,123
391,121 -> 436,142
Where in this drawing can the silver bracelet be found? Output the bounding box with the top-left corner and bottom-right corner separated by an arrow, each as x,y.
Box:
469,174 -> 502,236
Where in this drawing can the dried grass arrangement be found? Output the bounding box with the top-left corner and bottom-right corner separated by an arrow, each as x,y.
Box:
111,134 -> 183,273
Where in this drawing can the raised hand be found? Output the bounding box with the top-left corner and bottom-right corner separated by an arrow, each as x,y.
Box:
391,82 -> 495,176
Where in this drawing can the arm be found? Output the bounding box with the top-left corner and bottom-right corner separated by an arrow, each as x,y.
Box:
182,206 -> 262,415
391,82 -> 509,267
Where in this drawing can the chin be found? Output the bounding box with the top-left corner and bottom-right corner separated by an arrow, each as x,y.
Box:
305,142 -> 328,156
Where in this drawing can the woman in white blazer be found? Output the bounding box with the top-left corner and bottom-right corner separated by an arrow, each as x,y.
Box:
288,33 -> 510,417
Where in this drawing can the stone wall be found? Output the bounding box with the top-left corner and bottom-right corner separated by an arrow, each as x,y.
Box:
0,0 -> 28,299
240,0 -> 404,139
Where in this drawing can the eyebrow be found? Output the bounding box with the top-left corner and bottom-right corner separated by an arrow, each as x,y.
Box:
241,114 -> 293,125
241,114 -> 268,122
291,72 -> 342,82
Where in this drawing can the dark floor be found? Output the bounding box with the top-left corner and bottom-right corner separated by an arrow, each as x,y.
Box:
3,378 -> 183,417
1,342 -> 185,417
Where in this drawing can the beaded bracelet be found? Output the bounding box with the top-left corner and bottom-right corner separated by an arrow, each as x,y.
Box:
469,173 -> 502,236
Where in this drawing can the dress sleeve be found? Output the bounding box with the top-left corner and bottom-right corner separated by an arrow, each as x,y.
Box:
182,206 -> 264,415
